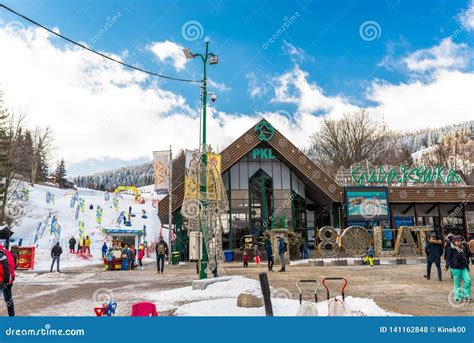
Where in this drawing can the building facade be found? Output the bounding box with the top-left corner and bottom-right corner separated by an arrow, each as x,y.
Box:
159,119 -> 474,259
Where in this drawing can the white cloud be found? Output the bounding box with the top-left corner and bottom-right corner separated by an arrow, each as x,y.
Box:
271,65 -> 359,118
208,78 -> 231,92
367,69 -> 474,130
148,40 -> 187,71
403,38 -> 471,73
459,0 -> 474,31
246,72 -> 267,98
281,40 -> 306,63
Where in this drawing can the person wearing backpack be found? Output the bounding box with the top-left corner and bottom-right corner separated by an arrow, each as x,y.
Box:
50,242 -> 63,273
155,236 -> 169,274
121,245 -> 131,271
444,236 -> 471,303
277,235 -> 287,272
0,244 -> 15,316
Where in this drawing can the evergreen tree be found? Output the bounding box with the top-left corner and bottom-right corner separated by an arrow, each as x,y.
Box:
54,159 -> 67,188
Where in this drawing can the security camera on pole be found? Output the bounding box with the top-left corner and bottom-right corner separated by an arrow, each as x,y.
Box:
183,40 -> 218,279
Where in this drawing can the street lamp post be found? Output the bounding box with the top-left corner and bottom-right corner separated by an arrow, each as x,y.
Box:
183,41 -> 218,279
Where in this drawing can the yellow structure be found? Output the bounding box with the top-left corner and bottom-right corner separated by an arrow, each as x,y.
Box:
113,186 -> 145,204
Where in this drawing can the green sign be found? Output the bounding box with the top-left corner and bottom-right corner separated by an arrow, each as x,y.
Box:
252,148 -> 274,160
351,165 -> 463,186
255,120 -> 275,141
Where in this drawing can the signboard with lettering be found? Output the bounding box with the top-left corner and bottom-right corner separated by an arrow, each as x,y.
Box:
336,160 -> 465,186
252,148 -> 274,160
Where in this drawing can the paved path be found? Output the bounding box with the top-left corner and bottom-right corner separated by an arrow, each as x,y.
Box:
1,259 -> 472,316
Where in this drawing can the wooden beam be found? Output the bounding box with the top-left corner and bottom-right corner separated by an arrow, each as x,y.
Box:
401,204 -> 413,214
425,204 -> 437,214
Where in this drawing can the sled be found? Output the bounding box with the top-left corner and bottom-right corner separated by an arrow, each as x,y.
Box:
322,277 -> 348,316
295,279 -> 319,316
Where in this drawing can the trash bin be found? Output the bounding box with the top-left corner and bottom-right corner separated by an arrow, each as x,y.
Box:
224,250 -> 234,262
172,251 -> 180,265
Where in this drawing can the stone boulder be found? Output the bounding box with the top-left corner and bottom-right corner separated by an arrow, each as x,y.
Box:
237,290 -> 263,308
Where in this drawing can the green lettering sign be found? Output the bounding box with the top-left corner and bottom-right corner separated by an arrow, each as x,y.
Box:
252,148 -> 275,160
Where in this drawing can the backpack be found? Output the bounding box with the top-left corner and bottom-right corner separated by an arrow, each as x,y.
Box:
283,242 -> 288,252
157,243 -> 166,255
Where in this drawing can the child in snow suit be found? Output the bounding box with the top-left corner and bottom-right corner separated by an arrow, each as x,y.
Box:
242,251 -> 249,268
363,245 -> 375,267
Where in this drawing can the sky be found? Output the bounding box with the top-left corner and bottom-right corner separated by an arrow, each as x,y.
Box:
0,0 -> 473,176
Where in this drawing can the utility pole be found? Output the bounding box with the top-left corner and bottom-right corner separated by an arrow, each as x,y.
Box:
168,145 -> 172,265
183,41 -> 218,279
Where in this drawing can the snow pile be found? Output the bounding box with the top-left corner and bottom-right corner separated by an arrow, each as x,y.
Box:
11,184 -> 163,271
145,276 -> 400,316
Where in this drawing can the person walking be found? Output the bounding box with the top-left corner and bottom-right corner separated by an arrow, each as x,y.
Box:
101,242 -> 108,259
155,236 -> 169,274
265,239 -> 274,272
137,244 -> 145,270
424,232 -> 444,281
106,248 -> 114,271
84,236 -> 91,255
0,244 -> 15,316
50,242 -> 63,273
253,243 -> 261,267
68,237 -> 76,254
121,245 -> 131,271
278,236 -> 287,272
242,251 -> 249,268
444,236 -> 471,303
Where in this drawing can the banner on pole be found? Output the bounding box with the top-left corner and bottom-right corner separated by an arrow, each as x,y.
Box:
206,153 -> 222,201
152,150 -> 170,194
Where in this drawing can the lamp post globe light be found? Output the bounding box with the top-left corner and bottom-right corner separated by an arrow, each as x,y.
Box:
183,41 -> 218,279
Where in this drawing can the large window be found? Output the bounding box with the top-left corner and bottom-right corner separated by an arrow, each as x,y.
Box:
292,191 -> 306,229
249,169 -> 273,237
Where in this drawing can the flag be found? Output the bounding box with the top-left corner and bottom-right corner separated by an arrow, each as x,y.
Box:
78,220 -> 85,240
50,215 -> 58,235
46,192 -> 55,205
70,192 -> 78,208
96,205 -> 103,225
74,204 -> 80,220
112,197 -> 119,211
171,229 -> 177,243
117,211 -> 125,225
152,150 -> 170,194
34,222 -> 43,244
104,192 -> 110,202
79,198 -> 85,212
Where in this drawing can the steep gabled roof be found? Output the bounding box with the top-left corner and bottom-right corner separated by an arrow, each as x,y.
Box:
158,118 -> 342,217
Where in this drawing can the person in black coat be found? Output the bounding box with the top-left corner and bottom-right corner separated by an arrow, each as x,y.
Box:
68,237 -> 76,254
50,242 -> 63,273
444,236 -> 471,302
424,232 -> 444,281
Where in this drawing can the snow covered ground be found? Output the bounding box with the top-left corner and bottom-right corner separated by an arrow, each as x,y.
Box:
144,276 -> 401,316
11,183 -> 164,271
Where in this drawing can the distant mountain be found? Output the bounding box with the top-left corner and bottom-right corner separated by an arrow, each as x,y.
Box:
72,150 -> 186,192
72,121 -> 473,191
72,162 -> 154,191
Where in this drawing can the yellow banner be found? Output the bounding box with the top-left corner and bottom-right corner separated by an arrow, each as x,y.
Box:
185,175 -> 199,199
206,153 -> 221,201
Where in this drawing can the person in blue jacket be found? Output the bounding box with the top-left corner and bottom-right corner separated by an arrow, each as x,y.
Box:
106,248 -> 114,271
424,232 -> 444,281
277,236 -> 287,272
101,242 -> 108,259
444,236 -> 471,303
121,246 -> 131,271
265,239 -> 274,272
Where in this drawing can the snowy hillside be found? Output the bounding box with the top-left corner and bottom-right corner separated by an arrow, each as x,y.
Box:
11,183 -> 165,271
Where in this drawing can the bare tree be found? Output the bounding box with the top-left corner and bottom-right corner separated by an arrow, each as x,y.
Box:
31,126 -> 54,185
308,109 -> 390,175
421,128 -> 473,184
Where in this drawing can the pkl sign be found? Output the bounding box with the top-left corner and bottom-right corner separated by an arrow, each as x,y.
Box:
252,148 -> 274,160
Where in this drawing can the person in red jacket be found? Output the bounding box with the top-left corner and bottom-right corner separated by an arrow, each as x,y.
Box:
0,244 -> 15,316
137,244 -> 145,270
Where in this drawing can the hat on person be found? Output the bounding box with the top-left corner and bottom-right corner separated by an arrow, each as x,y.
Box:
446,233 -> 454,238
452,236 -> 462,242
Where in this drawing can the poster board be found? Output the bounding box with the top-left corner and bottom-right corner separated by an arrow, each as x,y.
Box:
345,187 -> 389,221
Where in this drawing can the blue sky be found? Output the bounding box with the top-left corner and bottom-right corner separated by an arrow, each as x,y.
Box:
0,0 -> 473,175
